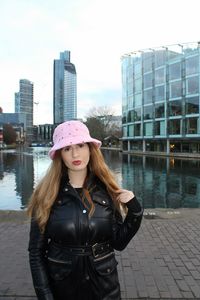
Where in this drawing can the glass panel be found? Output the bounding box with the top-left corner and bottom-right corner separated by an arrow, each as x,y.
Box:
144,73 -> 152,89
143,53 -> 153,73
170,81 -> 182,98
155,103 -> 165,118
169,119 -> 181,134
169,62 -> 181,80
186,76 -> 199,95
155,85 -> 165,102
123,126 -> 127,137
155,68 -> 165,85
134,123 -> 141,136
155,120 -> 165,135
128,124 -> 134,137
134,62 -> 142,78
135,93 -> 142,107
169,100 -> 182,116
186,118 -> 198,134
155,51 -> 166,68
144,122 -> 153,136
186,96 -> 199,114
144,105 -> 153,120
133,108 -> 141,121
135,78 -> 142,93
144,89 -> 152,104
185,56 -> 199,76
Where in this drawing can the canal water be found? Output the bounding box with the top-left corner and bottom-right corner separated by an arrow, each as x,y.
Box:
0,147 -> 200,210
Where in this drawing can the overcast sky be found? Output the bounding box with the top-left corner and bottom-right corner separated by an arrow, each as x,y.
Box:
0,0 -> 200,124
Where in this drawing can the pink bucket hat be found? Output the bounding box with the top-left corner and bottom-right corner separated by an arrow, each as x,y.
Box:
49,120 -> 102,159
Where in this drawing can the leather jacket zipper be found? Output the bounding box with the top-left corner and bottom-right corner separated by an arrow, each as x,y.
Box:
47,257 -> 72,264
93,251 -> 114,262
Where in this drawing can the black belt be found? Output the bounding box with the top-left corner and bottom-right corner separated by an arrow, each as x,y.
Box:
52,241 -> 113,259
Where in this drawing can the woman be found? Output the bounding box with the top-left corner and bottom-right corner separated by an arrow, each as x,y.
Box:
27,120 -> 143,300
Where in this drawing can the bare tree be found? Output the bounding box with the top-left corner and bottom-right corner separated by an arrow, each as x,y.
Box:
86,106 -> 116,133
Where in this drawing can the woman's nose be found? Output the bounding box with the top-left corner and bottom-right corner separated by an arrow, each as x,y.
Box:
72,147 -> 79,157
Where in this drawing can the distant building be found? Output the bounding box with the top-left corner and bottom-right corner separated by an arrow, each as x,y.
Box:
15,79 -> 34,141
53,51 -> 77,124
121,42 -> 200,154
0,112 -> 26,143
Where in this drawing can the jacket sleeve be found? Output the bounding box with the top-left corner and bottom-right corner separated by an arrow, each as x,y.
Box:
111,196 -> 143,251
28,217 -> 54,300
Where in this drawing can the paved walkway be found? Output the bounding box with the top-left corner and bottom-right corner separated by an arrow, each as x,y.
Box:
0,208 -> 200,300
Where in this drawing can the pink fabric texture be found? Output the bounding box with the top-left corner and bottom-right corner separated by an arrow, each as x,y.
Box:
48,120 -> 102,159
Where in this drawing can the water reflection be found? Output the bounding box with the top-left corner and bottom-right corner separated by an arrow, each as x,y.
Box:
0,148 -> 200,210
120,154 -> 200,209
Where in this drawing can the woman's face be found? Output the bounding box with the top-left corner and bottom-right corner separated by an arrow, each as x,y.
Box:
61,143 -> 90,172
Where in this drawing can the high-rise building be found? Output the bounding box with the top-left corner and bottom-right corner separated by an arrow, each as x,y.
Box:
53,50 -> 77,124
121,42 -> 200,154
15,79 -> 34,141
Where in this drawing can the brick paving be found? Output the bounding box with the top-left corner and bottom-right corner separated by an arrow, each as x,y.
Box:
0,209 -> 200,300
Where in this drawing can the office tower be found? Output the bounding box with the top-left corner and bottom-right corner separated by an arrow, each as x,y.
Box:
15,79 -> 34,141
121,42 -> 200,154
53,50 -> 77,124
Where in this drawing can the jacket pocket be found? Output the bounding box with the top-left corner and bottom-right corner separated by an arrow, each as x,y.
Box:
93,252 -> 118,276
47,257 -> 73,281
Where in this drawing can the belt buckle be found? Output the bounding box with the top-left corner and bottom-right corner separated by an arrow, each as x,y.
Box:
92,243 -> 99,258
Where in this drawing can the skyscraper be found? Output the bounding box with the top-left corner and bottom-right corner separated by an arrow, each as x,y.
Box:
53,51 -> 77,124
15,79 -> 34,141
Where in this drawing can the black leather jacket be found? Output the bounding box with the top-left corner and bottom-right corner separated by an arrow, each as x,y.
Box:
28,175 -> 143,300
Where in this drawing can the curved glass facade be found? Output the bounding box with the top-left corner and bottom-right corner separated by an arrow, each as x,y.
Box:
121,42 -> 200,154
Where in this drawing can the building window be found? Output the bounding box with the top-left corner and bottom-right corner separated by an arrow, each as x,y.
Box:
143,54 -> 153,73
186,76 -> 199,95
144,89 -> 152,104
170,81 -> 182,98
123,126 -> 127,137
135,78 -> 142,93
133,108 -> 141,121
185,96 -> 199,114
135,93 -> 142,107
155,85 -> 165,102
169,119 -> 181,135
134,62 -> 142,78
185,56 -> 199,76
186,117 -> 198,134
144,105 -> 153,120
144,122 -> 153,136
155,120 -> 165,135
134,123 -> 141,136
155,51 -> 166,68
144,73 -> 152,89
155,103 -> 165,118
169,62 -> 181,80
128,124 -> 134,137
155,68 -> 165,85
169,100 -> 182,116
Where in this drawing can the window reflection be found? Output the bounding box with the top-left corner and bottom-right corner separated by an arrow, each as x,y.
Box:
169,100 -> 182,116
169,119 -> 181,135
144,89 -> 152,104
155,103 -> 165,118
169,62 -> 181,80
144,105 -> 153,120
186,117 -> 198,134
144,122 -> 153,136
134,123 -> 141,136
144,73 -> 152,89
155,120 -> 165,135
185,96 -> 199,114
186,76 -> 199,95
155,68 -> 165,85
186,56 -> 199,76
155,85 -> 165,102
170,81 -> 182,98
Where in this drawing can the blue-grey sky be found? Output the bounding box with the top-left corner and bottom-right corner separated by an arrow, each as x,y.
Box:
0,0 -> 200,124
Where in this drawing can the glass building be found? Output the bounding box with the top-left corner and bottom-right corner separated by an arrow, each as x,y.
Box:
15,79 -> 34,141
53,51 -> 77,124
121,42 -> 200,154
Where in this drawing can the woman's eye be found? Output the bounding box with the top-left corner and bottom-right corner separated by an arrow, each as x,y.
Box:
64,147 -> 70,151
79,143 -> 84,148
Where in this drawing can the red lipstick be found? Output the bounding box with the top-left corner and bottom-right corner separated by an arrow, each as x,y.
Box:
72,160 -> 81,165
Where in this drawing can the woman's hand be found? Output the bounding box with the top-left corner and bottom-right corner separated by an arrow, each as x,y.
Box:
116,189 -> 135,203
